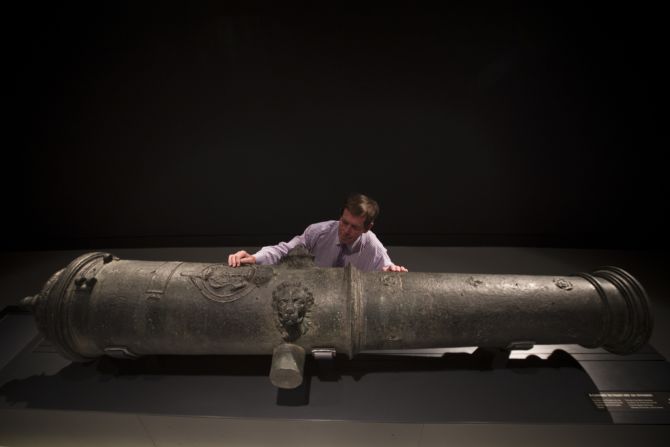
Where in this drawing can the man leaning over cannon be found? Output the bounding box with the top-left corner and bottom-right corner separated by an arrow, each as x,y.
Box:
228,193 -> 408,273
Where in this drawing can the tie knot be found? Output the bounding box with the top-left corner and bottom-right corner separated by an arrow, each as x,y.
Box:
334,243 -> 347,267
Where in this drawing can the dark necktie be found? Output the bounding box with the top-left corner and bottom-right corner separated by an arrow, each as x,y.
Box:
334,244 -> 347,267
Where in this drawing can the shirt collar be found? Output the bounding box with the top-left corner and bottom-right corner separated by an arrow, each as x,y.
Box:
337,234 -> 363,253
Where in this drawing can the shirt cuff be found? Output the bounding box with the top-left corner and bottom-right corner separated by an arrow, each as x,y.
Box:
253,251 -> 269,265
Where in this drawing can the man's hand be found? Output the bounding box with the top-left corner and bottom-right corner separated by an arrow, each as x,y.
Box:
383,264 -> 408,273
228,250 -> 256,267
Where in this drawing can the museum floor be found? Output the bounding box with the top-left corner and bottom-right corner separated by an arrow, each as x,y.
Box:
1,246 -> 668,446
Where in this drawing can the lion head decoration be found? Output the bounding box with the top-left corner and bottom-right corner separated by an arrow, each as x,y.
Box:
272,281 -> 314,342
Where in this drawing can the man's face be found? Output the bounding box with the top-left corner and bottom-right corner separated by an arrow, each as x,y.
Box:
338,208 -> 371,245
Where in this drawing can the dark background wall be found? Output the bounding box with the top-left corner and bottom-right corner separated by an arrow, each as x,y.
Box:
6,3 -> 665,250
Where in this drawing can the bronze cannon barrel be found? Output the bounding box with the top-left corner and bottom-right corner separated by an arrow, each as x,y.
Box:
21,250 -> 653,388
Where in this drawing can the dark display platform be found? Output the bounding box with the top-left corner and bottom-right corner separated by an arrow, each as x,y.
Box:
1,308 -> 668,424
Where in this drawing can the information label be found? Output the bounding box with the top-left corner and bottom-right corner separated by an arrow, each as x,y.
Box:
589,392 -> 670,411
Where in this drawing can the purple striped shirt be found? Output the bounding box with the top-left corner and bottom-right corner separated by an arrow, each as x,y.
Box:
253,220 -> 392,272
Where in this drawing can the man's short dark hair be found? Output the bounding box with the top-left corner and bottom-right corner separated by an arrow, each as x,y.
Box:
343,193 -> 379,228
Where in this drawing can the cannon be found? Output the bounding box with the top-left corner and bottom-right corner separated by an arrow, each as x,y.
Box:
21,249 -> 653,389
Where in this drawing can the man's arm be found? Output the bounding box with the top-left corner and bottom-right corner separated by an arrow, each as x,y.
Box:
228,236 -> 306,267
372,242 -> 408,272
252,235 -> 308,265
228,224 -> 320,267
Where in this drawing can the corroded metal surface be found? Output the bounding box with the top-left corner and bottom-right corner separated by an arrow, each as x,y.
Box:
21,248 -> 653,388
